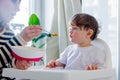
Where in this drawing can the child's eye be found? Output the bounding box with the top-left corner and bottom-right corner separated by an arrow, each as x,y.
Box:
69,27 -> 78,32
73,28 -> 77,31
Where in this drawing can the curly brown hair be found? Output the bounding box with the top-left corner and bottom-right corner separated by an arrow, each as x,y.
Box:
69,13 -> 100,40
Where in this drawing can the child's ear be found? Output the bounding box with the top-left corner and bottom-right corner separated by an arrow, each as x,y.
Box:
87,29 -> 93,38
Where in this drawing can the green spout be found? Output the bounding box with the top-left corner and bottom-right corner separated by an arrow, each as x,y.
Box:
28,13 -> 40,26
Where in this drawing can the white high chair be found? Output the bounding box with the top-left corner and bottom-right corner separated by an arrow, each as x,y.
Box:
91,38 -> 112,68
91,38 -> 117,80
2,38 -> 117,80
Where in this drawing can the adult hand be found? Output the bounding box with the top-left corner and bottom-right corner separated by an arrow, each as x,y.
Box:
20,25 -> 42,42
15,59 -> 33,70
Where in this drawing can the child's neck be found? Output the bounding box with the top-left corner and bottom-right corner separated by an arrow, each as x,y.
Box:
78,41 -> 92,47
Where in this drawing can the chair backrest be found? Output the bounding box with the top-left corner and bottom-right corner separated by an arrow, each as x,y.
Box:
91,38 -> 112,68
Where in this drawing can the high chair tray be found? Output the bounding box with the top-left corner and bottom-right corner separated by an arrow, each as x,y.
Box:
2,66 -> 116,80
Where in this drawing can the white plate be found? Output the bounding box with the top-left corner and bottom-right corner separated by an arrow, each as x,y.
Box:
11,46 -> 44,62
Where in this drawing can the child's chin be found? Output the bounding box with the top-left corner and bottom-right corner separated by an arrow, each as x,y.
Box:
70,40 -> 75,43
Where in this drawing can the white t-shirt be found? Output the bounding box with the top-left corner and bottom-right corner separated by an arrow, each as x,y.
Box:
57,44 -> 106,70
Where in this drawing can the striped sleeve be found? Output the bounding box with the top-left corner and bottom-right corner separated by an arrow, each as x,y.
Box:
15,34 -> 27,46
0,30 -> 27,69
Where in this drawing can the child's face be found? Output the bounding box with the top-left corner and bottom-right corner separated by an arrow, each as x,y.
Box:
0,0 -> 20,23
69,26 -> 93,46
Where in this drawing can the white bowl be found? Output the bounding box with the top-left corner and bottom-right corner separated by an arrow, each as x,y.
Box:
11,46 -> 44,62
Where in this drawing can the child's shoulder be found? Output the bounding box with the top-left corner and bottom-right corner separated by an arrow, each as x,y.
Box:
91,45 -> 105,56
92,45 -> 104,51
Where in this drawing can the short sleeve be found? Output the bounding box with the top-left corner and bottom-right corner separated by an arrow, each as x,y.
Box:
57,45 -> 73,64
